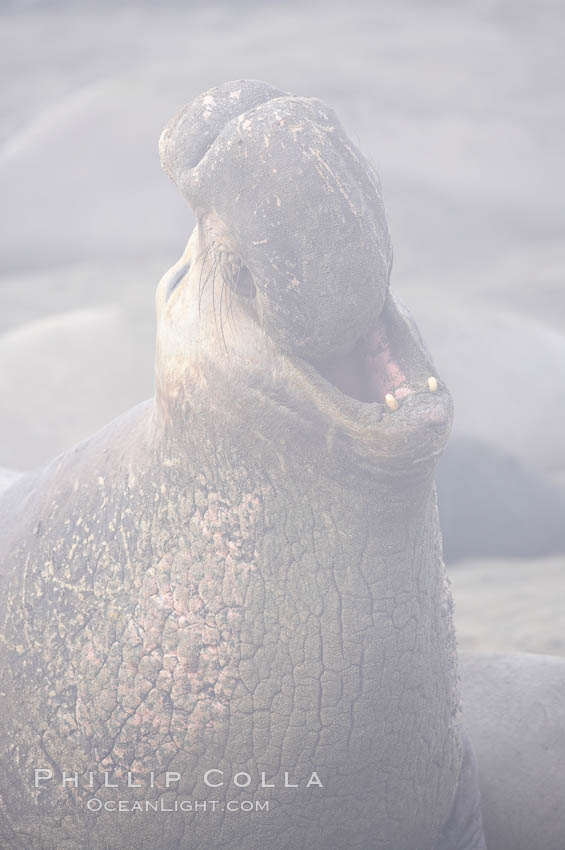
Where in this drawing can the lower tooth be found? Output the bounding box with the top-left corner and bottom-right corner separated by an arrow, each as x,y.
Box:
427,376 -> 438,393
385,393 -> 398,411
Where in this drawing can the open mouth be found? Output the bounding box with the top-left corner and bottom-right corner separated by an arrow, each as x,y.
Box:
313,293 -> 433,410
317,310 -> 408,405
289,292 -> 452,468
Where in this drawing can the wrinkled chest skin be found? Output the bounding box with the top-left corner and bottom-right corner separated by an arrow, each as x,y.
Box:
0,402 -> 461,850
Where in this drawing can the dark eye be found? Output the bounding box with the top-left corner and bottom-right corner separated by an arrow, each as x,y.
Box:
166,261 -> 190,299
230,265 -> 256,299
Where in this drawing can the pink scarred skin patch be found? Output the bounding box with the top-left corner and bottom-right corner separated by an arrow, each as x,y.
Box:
363,326 -> 409,402
317,317 -> 410,404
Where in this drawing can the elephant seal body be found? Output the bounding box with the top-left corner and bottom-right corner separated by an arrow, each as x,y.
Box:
460,652 -> 565,850
0,80 -> 486,849
0,468 -> 20,496
0,307 -> 153,470
437,434 -> 565,562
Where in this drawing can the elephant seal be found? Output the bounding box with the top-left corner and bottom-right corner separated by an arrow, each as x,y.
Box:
459,652 -> 565,850
0,307 -> 154,470
437,434 -> 565,562
2,78 -> 549,850
0,468 -> 19,496
0,79 -> 482,850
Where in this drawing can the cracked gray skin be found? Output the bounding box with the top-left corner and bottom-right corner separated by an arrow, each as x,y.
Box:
0,80 -> 499,849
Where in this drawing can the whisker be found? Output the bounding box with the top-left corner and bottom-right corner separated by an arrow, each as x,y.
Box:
218,261 -> 235,354
212,255 -> 220,342
195,240 -> 242,355
197,242 -> 215,318
226,265 -> 238,325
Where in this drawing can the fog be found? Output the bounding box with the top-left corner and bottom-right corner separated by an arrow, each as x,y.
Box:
1,0 -> 564,650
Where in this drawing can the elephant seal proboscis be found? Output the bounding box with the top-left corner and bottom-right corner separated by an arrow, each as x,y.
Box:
0,79 -> 561,850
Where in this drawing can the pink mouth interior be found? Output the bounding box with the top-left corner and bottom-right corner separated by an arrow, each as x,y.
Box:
317,313 -> 408,403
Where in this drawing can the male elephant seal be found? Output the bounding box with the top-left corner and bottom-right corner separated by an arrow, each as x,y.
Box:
0,79 -> 559,849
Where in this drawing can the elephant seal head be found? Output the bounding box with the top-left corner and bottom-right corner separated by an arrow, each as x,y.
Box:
155,80 -> 451,470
